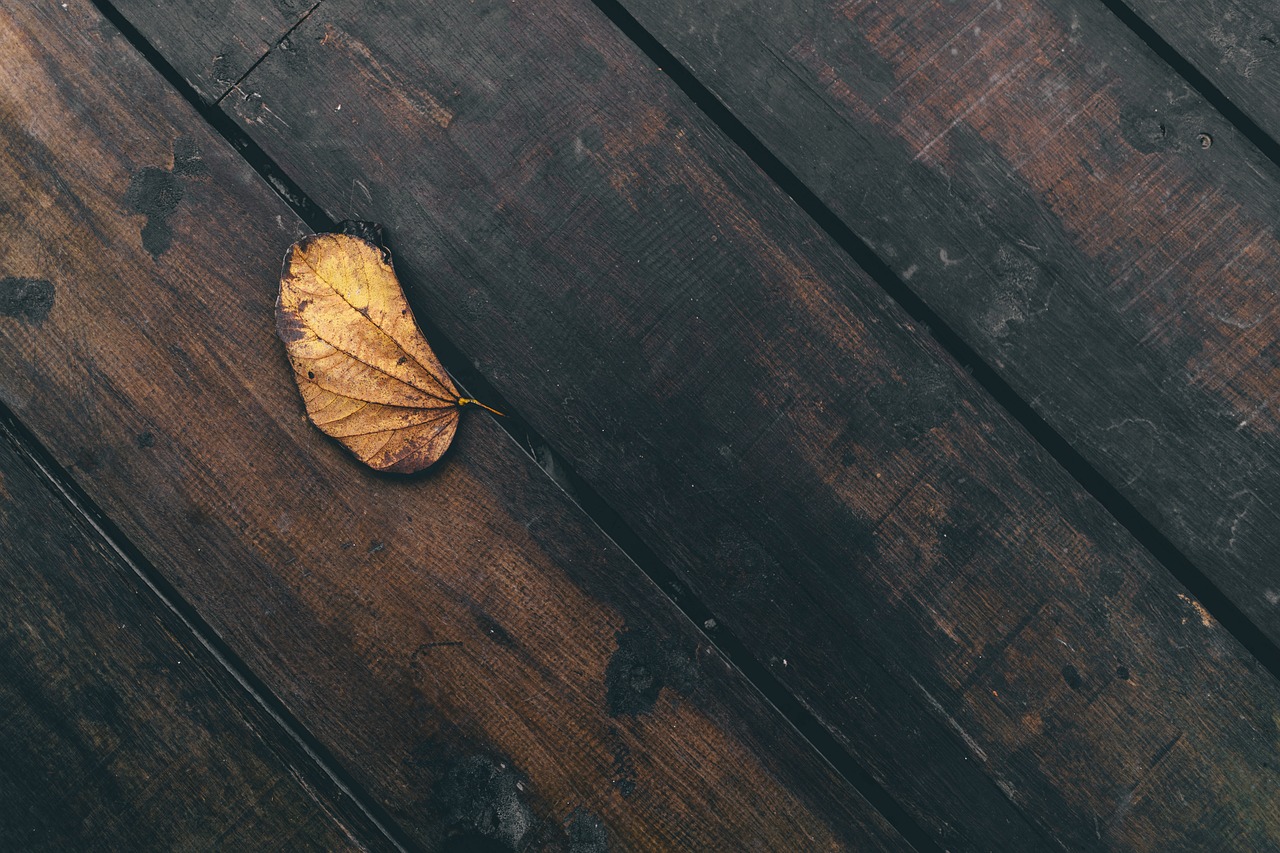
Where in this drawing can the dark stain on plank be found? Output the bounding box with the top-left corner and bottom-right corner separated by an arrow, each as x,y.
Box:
123,137 -> 206,256
604,628 -> 696,717
171,136 -> 209,177
124,166 -> 182,255
607,727 -> 637,797
211,51 -> 240,87
566,808 -> 610,852
0,276 -> 54,324
434,754 -> 535,850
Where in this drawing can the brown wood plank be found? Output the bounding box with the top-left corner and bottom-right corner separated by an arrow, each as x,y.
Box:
1121,0 -> 1280,142
604,0 -> 1280,657
0,425 -> 375,852
109,0 -> 1280,850
0,2 -> 908,850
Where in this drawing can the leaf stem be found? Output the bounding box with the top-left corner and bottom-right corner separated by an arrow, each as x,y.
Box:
458,397 -> 505,416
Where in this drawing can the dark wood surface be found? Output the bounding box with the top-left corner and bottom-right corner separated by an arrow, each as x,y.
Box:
0,425 -> 374,851
9,0 -> 1280,848
604,0 -> 1280,651
0,2 -> 908,850
108,0 -> 313,103
102,0 -> 1280,850
1124,0 -> 1280,139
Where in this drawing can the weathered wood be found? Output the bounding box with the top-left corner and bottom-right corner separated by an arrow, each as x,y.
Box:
0,425 -> 374,851
0,2 -> 908,849
108,0 -> 314,103
108,0 -> 1280,849
1124,0 -> 1280,141
606,0 -> 1280,656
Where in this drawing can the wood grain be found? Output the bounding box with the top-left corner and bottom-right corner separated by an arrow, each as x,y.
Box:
1124,0 -> 1280,139
606,0 -> 1280,656
0,424 -> 374,852
0,2 -> 908,849
108,0 -> 314,103
105,0 -> 1280,849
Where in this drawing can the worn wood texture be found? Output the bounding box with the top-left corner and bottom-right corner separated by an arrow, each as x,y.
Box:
108,0 -> 315,103
0,3 -> 912,850
1125,0 -> 1280,139
0,427 -> 374,851
607,0 -> 1280,652
109,0 -> 1280,849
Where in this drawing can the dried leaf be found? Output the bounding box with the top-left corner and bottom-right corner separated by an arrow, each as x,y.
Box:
276,231 -> 497,473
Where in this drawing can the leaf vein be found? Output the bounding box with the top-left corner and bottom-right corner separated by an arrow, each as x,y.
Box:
296,247 -> 456,399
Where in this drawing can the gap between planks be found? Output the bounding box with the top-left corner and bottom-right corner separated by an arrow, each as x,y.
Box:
213,1 -> 322,107
0,407 -> 414,853
581,0 -> 1280,686
88,0 -> 1280,837
82,0 -> 947,849
1090,0 -> 1280,173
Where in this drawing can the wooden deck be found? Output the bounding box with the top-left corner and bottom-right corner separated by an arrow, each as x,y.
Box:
3,0 -> 1280,849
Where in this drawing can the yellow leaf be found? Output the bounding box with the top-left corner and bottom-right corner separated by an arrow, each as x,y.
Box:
276,231 -> 497,473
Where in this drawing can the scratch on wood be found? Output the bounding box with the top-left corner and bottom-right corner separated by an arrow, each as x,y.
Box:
909,675 -> 988,762
340,35 -> 453,129
1147,731 -> 1182,769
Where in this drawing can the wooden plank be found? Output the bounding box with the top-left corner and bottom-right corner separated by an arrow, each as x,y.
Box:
108,0 -> 314,103
112,0 -> 1280,849
1121,0 -> 1280,142
0,2 -> 908,850
0,425 -> 375,851
603,0 -> 1280,658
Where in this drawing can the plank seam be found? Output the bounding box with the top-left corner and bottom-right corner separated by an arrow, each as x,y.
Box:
86,0 -> 945,848
1091,0 -> 1280,172
582,0 -> 1280,687
0,406 -> 413,853
213,1 -> 322,107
